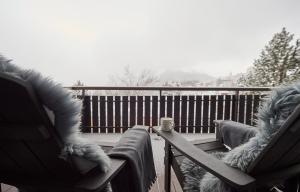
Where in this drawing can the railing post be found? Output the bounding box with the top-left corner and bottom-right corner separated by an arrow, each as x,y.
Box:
235,90 -> 239,121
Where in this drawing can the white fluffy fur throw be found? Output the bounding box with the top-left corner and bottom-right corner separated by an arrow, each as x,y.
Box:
181,80 -> 300,192
0,56 -> 110,172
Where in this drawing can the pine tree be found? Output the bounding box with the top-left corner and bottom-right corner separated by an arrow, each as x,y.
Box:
239,28 -> 300,87
286,40 -> 300,82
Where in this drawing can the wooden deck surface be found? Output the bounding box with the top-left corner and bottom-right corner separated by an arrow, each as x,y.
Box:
1,133 -> 215,192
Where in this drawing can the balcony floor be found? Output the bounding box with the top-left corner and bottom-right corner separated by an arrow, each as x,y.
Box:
1,133 -> 215,192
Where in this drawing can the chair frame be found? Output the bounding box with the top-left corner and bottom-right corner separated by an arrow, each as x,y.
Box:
0,73 -> 128,192
154,121 -> 300,192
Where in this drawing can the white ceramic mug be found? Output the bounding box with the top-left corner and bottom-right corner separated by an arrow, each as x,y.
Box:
160,117 -> 174,132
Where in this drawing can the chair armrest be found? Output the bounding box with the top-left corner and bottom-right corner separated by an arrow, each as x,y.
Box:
132,125 -> 149,131
214,120 -> 258,148
154,128 -> 256,190
75,158 -> 126,191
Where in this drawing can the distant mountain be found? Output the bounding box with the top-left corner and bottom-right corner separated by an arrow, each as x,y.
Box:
218,73 -> 243,82
159,70 -> 216,83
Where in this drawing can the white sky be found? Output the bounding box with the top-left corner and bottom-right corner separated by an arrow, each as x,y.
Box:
1,0 -> 300,85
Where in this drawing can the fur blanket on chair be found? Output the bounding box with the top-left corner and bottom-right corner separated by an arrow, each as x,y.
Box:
181,81 -> 300,192
0,55 -> 110,173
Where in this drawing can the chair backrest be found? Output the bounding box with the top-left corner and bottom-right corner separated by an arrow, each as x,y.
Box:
0,73 -> 84,185
248,104 -> 300,176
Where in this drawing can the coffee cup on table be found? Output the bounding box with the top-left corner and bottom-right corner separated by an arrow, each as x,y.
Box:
160,117 -> 174,132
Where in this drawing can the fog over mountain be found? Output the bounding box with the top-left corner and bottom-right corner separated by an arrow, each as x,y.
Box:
159,70 -> 216,83
1,0 -> 300,86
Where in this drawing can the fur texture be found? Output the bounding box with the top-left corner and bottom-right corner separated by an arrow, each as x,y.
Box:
0,56 -> 110,172
181,81 -> 300,191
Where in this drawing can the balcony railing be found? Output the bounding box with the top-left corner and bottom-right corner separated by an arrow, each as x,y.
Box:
67,86 -> 272,134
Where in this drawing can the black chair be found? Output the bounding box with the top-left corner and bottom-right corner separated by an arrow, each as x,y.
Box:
0,73 -> 126,192
155,103 -> 300,192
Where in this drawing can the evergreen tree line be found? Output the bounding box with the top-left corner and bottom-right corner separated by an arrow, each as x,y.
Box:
239,28 -> 300,87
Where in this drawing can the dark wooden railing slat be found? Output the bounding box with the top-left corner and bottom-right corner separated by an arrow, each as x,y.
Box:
224,95 -> 231,120
99,96 -> 106,133
82,96 -> 91,133
238,95 -> 246,123
145,96 -> 151,126
210,95 -> 216,133
174,96 -> 180,132
137,96 -> 143,125
231,95 -> 237,121
160,96 -> 166,118
92,96 -> 99,133
245,95 -> 253,125
122,96 -> 129,131
167,96 -> 173,118
253,95 -> 260,114
107,96 -> 114,133
252,95 -> 260,126
195,95 -> 202,133
202,95 -> 209,133
217,95 -> 224,120
188,96 -> 195,133
152,96 -> 158,127
181,96 -> 188,133
115,96 -> 121,133
130,96 -> 136,127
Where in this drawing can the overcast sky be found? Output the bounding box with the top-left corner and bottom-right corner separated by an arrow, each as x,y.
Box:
1,0 -> 300,85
